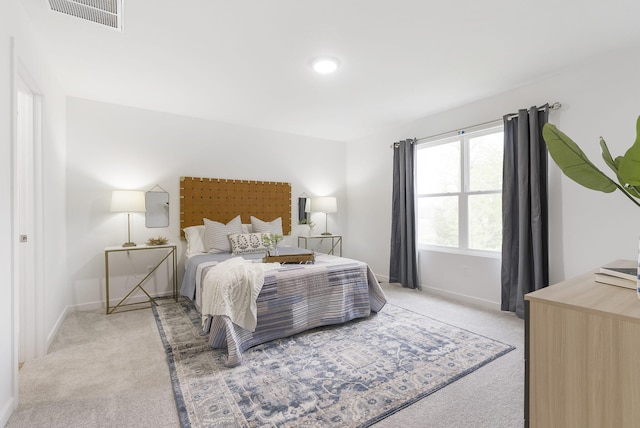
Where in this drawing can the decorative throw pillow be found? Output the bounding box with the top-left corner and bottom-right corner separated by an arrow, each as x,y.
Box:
203,216 -> 243,253
250,216 -> 283,237
228,233 -> 270,255
183,225 -> 206,255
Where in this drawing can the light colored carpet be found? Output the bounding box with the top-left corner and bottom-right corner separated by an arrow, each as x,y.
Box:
374,285 -> 524,428
6,307 -> 179,428
6,284 -> 524,427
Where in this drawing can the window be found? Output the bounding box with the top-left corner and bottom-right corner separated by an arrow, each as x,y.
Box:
416,125 -> 504,253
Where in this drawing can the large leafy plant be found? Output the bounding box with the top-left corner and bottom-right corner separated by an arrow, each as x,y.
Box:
542,116 -> 640,208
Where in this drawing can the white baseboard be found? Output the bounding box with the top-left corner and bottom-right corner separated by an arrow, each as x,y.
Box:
422,285 -> 500,311
375,271 -> 500,311
70,291 -> 177,312
0,396 -> 15,428
46,305 -> 73,352
375,274 -> 390,283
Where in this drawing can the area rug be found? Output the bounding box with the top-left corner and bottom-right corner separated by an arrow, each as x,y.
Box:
152,299 -> 514,428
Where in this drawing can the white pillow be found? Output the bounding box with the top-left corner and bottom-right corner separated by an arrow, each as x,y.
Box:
203,216 -> 243,253
183,225 -> 206,255
228,233 -> 270,255
250,216 -> 283,236
242,223 -> 253,234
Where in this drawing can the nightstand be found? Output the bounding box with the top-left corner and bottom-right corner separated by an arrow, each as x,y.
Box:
297,235 -> 342,256
104,243 -> 177,314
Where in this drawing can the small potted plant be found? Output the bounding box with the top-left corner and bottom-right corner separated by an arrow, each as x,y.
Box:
146,236 -> 169,246
299,218 -> 316,236
262,233 -> 283,256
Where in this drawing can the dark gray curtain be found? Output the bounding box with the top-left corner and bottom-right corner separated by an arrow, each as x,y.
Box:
389,139 -> 418,289
501,105 -> 549,318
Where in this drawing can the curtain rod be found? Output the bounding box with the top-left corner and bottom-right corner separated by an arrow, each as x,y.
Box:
390,102 -> 561,148
504,101 -> 561,121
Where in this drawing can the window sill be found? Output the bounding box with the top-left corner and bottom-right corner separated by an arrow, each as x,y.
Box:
417,245 -> 501,259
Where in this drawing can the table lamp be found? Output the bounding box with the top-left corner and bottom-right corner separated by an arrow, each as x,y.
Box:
111,190 -> 146,247
312,196 -> 337,235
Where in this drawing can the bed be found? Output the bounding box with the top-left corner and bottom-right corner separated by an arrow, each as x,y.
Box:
179,177 -> 387,367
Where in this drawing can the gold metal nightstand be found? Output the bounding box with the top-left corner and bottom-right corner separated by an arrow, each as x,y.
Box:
104,243 -> 177,314
297,235 -> 342,257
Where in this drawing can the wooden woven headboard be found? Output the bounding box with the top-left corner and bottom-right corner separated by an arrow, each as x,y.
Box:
180,176 -> 292,236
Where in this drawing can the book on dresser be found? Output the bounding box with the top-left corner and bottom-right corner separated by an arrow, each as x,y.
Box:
595,259 -> 638,289
594,272 -> 636,289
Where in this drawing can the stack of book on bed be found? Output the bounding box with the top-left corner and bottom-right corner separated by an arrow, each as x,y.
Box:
594,260 -> 638,289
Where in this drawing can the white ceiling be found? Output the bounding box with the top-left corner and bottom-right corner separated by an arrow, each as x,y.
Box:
21,0 -> 640,141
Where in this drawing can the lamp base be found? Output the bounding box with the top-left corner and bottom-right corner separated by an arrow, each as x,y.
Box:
320,232 -> 332,236
122,242 -> 137,247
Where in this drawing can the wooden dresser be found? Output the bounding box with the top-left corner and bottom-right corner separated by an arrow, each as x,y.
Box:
525,261 -> 640,428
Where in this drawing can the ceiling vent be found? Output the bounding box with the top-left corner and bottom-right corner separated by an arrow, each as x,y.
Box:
45,0 -> 124,31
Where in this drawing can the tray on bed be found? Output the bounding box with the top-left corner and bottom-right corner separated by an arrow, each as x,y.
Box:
263,253 -> 315,264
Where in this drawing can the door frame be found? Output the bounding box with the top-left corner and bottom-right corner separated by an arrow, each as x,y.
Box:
10,38 -> 46,404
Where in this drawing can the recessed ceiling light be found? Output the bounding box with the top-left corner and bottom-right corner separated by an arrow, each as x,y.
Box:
312,57 -> 340,74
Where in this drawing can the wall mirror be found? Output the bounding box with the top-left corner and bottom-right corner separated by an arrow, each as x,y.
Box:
145,188 -> 169,228
298,195 -> 311,224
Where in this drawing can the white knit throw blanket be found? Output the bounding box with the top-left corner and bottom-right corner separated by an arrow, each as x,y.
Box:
200,257 -> 280,332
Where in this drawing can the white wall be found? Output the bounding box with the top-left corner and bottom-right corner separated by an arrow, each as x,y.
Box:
347,46 -> 640,308
0,7 -> 15,423
65,98 -> 347,310
1,0 -> 67,424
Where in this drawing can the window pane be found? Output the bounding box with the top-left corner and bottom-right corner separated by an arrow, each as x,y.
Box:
417,196 -> 458,247
468,193 -> 502,251
469,132 -> 503,191
416,141 -> 460,194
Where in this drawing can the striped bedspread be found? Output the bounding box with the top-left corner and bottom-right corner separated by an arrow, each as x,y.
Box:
181,250 -> 387,367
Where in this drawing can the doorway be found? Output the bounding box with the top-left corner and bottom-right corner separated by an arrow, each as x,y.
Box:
14,63 -> 45,365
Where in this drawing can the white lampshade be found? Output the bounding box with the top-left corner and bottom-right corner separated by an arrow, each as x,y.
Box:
312,196 -> 337,213
111,190 -> 146,213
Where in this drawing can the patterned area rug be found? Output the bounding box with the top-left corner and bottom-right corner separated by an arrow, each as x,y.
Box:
153,299 -> 514,428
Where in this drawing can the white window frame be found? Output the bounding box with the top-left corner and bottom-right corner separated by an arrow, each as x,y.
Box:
415,123 -> 503,258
